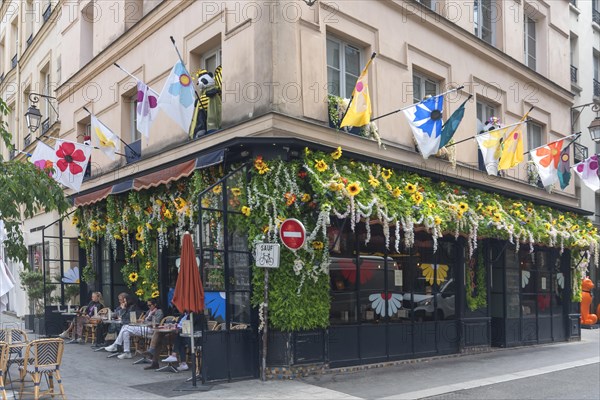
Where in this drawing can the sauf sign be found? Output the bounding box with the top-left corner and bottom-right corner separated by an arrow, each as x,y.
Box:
255,243 -> 280,268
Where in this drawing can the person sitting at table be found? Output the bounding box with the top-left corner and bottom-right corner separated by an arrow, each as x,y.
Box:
104,298 -> 162,359
141,311 -> 191,370
94,292 -> 128,347
59,292 -> 104,343
160,313 -> 207,372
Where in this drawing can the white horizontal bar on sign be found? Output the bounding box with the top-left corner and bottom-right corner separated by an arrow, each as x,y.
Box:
282,232 -> 302,238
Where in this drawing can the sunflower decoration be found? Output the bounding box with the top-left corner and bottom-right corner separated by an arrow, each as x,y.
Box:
381,168 -> 393,180
254,156 -> 270,175
71,215 -> 79,226
420,263 -> 449,286
392,187 -> 402,198
129,272 -> 139,282
136,289 -> 144,297
241,206 -> 251,217
212,185 -> 223,195
434,216 -> 442,225
312,241 -> 324,250
315,159 -> 328,173
301,193 -> 311,202
231,187 -> 242,197
492,212 -> 502,223
284,192 -> 297,206
151,290 -> 160,299
411,192 -> 423,205
136,231 -> 144,242
347,182 -> 361,197
368,175 -> 380,188
329,181 -> 344,192
405,183 -> 417,194
145,261 -> 152,270
331,146 -> 342,160
458,202 -> 469,213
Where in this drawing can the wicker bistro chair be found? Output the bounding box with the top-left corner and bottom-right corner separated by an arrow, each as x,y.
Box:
0,341 -> 8,400
18,339 -> 65,400
83,307 -> 110,343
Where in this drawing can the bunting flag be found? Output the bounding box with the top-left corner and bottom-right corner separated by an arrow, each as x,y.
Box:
497,125 -> 524,171
340,56 -> 375,128
136,80 -> 159,138
29,141 -> 57,177
438,97 -> 469,149
158,60 -> 196,132
557,148 -> 572,189
572,154 -> 600,192
403,95 -> 444,159
90,114 -> 120,160
529,139 -> 564,188
475,126 -> 509,176
53,140 -> 92,192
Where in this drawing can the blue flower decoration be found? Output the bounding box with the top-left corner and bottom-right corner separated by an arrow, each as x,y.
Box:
168,62 -> 194,108
205,291 -> 226,321
413,96 -> 444,138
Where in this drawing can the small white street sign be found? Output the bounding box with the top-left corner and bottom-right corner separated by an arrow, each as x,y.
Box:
255,243 -> 280,268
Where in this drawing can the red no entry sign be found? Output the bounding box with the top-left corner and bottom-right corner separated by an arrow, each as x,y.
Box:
279,218 -> 306,250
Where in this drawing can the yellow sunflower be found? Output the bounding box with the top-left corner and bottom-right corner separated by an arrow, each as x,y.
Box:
368,175 -> 380,188
146,222 -> 152,230
392,187 -> 402,198
385,183 -> 393,191
347,182 -> 361,197
241,206 -> 251,217
201,198 -> 211,208
136,289 -> 144,297
405,183 -> 417,193
315,159 -> 328,172
164,209 -> 172,219
71,216 -> 79,226
492,212 -> 502,223
120,228 -> 128,235
331,146 -> 342,160
381,168 -> 392,180
312,241 -> 324,250
129,272 -> 139,282
558,215 -> 565,223
231,187 -> 242,197
151,290 -> 160,299
411,192 -> 423,205
136,232 -> 144,241
145,262 -> 152,270
427,201 -> 436,210
458,202 -> 469,212
434,216 -> 442,225
301,193 -> 311,202
212,185 -> 222,195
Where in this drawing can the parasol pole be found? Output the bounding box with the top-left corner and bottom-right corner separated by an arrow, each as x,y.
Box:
190,311 -> 197,387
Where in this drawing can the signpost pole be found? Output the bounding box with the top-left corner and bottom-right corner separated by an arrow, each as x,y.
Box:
261,268 -> 269,381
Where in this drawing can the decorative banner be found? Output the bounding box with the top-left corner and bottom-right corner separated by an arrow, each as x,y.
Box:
529,139 -> 564,188
557,148 -> 571,189
403,95 -> 444,159
29,141 -> 57,177
53,140 -> 92,192
498,125 -> 524,171
136,80 -> 159,139
369,293 -> 403,317
340,55 -> 375,128
158,60 -> 196,132
420,263 -> 449,286
90,114 -> 120,160
438,97 -> 470,149
475,127 -> 508,176
573,154 -> 600,192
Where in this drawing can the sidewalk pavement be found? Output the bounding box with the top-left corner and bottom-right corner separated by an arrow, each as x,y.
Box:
2,312 -> 598,400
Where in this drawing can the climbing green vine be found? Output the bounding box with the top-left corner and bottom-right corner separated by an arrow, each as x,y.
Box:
466,248 -> 487,311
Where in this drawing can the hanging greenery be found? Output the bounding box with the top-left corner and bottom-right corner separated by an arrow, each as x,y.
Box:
466,248 -> 487,311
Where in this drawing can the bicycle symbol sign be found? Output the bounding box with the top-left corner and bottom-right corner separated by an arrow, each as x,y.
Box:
255,243 -> 280,268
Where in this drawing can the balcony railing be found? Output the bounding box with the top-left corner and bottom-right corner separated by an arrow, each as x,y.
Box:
570,65 -> 578,83
11,54 -> 17,69
594,8 -> 600,25
41,118 -> 50,135
0,72 -> 4,83
570,0 -> 577,7
43,4 -> 52,22
23,134 -> 31,148
594,79 -> 600,97
574,142 -> 588,164
26,34 -> 33,47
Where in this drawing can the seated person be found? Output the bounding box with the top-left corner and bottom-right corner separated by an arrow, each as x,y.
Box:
104,298 -> 161,359
95,292 -> 128,346
161,313 -> 207,372
59,292 -> 104,343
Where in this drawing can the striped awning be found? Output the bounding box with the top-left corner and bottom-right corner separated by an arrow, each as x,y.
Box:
73,149 -> 224,207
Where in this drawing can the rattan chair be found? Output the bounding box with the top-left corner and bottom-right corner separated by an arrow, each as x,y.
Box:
207,321 -> 218,331
0,341 -> 8,400
18,339 -> 65,400
83,307 -> 110,343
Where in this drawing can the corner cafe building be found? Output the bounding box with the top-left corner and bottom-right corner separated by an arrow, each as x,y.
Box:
62,131 -> 594,381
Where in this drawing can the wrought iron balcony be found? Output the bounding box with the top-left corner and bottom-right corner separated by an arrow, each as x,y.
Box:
23,134 -> 31,148
0,72 -> 4,83
594,79 -> 600,98
41,118 -> 50,135
43,4 -> 52,22
26,34 -> 33,47
573,142 -> 588,164
570,0 -> 577,7
594,8 -> 600,25
570,65 -> 578,83
11,54 -> 17,69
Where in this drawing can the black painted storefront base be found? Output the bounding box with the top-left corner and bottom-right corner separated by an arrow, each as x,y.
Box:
267,330 -> 326,367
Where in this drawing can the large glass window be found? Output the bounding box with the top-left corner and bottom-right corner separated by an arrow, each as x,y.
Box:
327,36 -> 361,98
413,72 -> 439,103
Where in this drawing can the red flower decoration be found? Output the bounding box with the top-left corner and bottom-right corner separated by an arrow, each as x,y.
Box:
298,170 -> 307,179
56,142 -> 86,175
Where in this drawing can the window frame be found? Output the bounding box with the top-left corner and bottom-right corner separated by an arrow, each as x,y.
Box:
326,35 -> 362,99
129,94 -> 141,142
524,15 -> 536,70
527,121 -> 543,151
201,47 -> 222,73
474,0 -> 495,45
412,71 -> 440,103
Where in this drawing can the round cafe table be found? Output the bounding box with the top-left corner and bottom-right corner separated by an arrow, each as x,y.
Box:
100,319 -> 123,357
154,326 -> 179,373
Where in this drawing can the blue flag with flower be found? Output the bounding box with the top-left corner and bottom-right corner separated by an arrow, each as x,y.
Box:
158,60 -> 196,132
403,95 -> 444,159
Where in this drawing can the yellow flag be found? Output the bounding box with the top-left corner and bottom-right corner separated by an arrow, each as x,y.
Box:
340,56 -> 375,128
497,110 -> 531,171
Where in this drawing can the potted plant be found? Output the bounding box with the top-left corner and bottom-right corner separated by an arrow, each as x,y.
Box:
19,268 -> 57,334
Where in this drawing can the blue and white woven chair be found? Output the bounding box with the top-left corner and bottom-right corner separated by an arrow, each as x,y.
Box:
0,341 -> 8,400
18,339 -> 65,400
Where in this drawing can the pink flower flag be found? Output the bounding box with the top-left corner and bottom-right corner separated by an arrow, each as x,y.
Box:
573,154 -> 600,192
136,80 -> 159,139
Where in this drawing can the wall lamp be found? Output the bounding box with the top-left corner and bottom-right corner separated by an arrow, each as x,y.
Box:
25,93 -> 59,133
572,101 -> 600,143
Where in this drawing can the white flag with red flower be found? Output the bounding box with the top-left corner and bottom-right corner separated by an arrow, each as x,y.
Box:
529,139 -> 564,188
136,80 -> 159,139
53,140 -> 92,192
